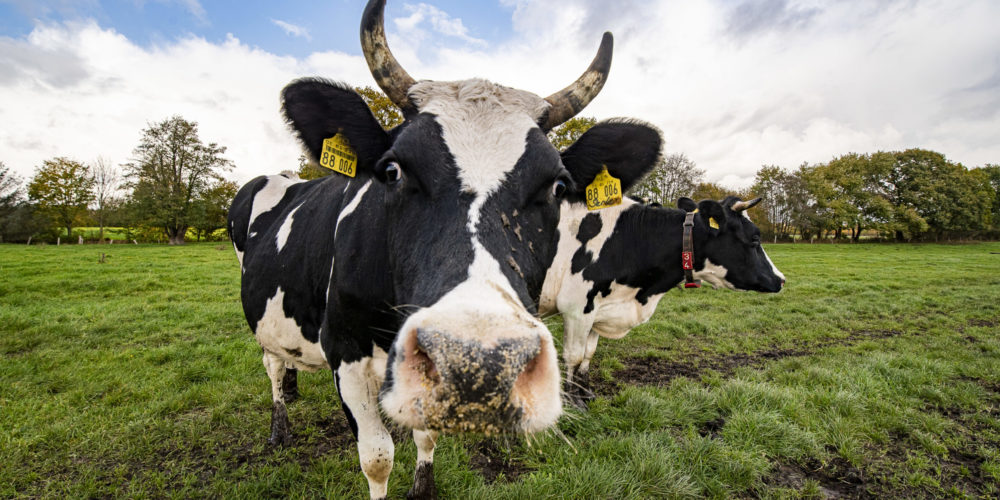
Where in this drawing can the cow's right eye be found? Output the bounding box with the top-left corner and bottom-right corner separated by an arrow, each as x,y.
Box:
384,162 -> 403,184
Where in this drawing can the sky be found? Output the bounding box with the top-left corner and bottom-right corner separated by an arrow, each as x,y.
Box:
1,0 -> 998,189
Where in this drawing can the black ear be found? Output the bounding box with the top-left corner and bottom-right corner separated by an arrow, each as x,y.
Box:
697,199 -> 727,236
677,197 -> 697,212
560,119 -> 662,194
282,78 -> 391,176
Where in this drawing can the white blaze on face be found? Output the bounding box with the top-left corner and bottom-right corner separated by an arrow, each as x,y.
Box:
741,209 -> 785,282
380,80 -> 561,434
761,248 -> 785,281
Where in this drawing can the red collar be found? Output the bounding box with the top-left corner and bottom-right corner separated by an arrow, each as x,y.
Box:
682,211 -> 701,289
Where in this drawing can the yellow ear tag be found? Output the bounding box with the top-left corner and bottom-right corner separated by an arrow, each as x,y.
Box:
585,166 -> 621,211
709,217 -> 719,230
319,133 -> 357,177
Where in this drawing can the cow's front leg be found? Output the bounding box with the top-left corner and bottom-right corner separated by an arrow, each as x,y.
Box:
337,357 -> 394,500
574,330 -> 601,403
407,429 -> 438,499
562,315 -> 594,408
262,351 -> 293,446
282,367 -> 299,403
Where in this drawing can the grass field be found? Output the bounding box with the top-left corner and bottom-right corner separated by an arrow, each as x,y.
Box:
1,242 -> 998,498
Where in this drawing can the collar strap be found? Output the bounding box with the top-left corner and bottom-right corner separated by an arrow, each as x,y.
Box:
682,211 -> 701,289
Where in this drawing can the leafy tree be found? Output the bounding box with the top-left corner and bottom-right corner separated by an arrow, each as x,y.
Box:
27,157 -> 95,238
355,86 -> 404,130
547,117 -> 597,152
887,149 -> 990,240
751,165 -> 793,241
190,179 -> 239,241
123,116 -> 233,245
631,153 -> 704,206
1,162 -> 22,220
690,182 -> 739,202
91,156 -> 120,242
1,163 -> 26,242
0,202 -> 53,243
972,164 -> 999,233
295,154 -> 327,181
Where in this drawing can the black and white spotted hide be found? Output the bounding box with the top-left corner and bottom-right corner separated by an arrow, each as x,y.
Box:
229,80 -> 663,499
540,195 -> 785,406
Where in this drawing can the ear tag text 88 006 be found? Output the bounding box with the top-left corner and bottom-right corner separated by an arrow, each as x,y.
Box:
319,133 -> 357,177
585,166 -> 621,211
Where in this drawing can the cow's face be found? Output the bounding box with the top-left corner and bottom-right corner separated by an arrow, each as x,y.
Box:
282,77 -> 661,434
278,0 -> 660,435
680,196 -> 785,293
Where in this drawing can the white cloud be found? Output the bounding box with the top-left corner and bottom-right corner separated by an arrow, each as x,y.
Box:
394,3 -> 487,50
271,19 -> 311,40
0,20 -> 372,185
1,0 -> 999,191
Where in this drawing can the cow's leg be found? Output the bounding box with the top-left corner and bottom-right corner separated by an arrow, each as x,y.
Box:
282,367 -> 299,403
262,351 -> 293,447
575,329 -> 601,403
337,357 -> 394,500
562,315 -> 594,408
407,429 -> 438,500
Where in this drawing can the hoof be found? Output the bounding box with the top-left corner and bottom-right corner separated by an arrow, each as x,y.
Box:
406,462 -> 436,500
267,431 -> 293,448
268,401 -> 293,447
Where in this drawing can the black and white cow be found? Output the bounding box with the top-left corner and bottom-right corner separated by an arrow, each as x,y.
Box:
228,1 -> 662,498
539,195 -> 785,405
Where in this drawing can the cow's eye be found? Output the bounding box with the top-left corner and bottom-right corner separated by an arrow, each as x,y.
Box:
552,179 -> 568,199
384,162 -> 403,184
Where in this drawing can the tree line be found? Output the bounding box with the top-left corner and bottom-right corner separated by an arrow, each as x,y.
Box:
577,122 -> 999,243
0,116 -> 236,244
4,88 -> 997,245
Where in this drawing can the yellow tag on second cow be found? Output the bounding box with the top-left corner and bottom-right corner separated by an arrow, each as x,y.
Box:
709,217 -> 719,229
319,133 -> 358,177
585,166 -> 621,211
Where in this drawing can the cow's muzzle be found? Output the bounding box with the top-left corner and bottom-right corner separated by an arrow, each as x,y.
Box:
380,316 -> 560,435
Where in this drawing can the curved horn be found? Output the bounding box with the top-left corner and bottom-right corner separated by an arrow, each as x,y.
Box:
731,197 -> 763,212
361,0 -> 417,112
541,32 -> 614,131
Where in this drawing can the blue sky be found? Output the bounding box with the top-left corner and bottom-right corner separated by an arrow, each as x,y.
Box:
0,0 -> 514,58
1,0 -> 998,186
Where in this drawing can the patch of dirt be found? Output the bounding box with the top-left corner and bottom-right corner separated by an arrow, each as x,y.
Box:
32,406 -> 359,498
763,456 -> 868,499
697,416 -> 726,438
468,438 -> 532,484
600,329 -> 905,394
966,318 -> 999,328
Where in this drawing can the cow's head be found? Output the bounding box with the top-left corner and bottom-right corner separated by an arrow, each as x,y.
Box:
281,0 -> 661,434
678,196 -> 785,293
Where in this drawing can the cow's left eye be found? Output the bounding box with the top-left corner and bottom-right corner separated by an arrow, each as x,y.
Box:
552,179 -> 568,199
384,162 -> 403,184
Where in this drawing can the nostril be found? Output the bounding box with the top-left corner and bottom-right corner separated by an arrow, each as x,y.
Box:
513,337 -> 546,394
412,345 -> 439,384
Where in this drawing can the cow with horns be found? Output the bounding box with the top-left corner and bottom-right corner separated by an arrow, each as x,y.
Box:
227,0 -> 662,497
540,196 -> 786,406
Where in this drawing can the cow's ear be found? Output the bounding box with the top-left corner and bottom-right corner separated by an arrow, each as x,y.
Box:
282,78 -> 391,176
560,119 -> 662,193
697,199 -> 727,236
677,197 -> 697,212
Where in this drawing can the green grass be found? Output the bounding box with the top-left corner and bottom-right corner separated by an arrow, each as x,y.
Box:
1,242 -> 998,498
